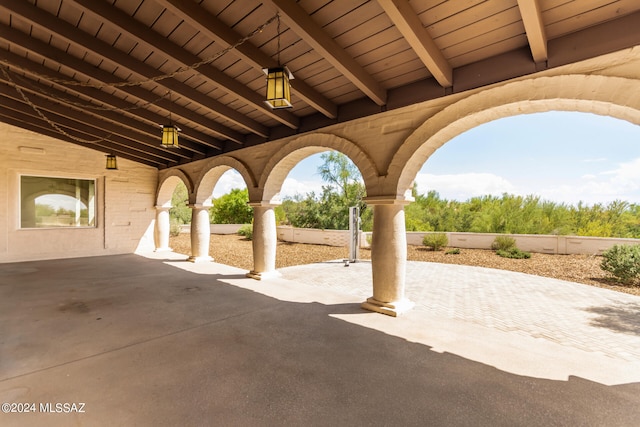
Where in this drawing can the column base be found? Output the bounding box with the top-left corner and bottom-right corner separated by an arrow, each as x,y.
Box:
361,297 -> 415,317
246,270 -> 282,280
187,255 -> 213,263
154,247 -> 172,253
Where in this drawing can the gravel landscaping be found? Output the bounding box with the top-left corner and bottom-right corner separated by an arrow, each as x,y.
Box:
169,233 -> 640,297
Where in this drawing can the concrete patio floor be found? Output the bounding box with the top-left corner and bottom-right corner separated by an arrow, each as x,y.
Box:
1,251 -> 640,426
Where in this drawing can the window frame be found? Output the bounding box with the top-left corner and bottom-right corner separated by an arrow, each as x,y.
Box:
19,174 -> 98,230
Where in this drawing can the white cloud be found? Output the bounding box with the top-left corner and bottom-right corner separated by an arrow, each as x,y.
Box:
518,157 -> 640,205
211,171 -> 327,200
414,157 -> 640,205
606,157 -> 640,188
413,173 -> 516,200
212,170 -> 246,197
281,177 -> 326,199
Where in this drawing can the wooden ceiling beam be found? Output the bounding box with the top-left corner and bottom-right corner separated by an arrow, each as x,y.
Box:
0,1 -> 245,144
0,73 -> 201,157
269,0 -> 387,106
517,0 -> 548,63
0,86 -> 187,163
0,105 -> 170,168
0,24 -> 230,150
0,48 -> 220,152
378,0 -> 453,87
68,0 -> 294,133
156,0 -> 337,119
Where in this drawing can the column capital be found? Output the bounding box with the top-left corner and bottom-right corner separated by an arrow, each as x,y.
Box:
363,195 -> 413,206
154,205 -> 172,211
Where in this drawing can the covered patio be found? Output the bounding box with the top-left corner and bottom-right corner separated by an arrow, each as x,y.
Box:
2,1 -> 640,423
1,251 -> 640,425
3,0 -> 640,315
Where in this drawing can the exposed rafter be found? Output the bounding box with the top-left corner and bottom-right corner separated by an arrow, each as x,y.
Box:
0,105 -> 167,168
67,0 -> 299,132
0,0 -> 638,171
269,0 -> 387,106
517,0 -> 548,63
156,0 -> 337,119
378,0 -> 453,88
0,75 -> 190,163
0,26 -> 225,153
0,48 -> 220,151
0,1 -> 244,145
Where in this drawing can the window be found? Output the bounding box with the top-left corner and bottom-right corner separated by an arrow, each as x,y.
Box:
20,176 -> 96,228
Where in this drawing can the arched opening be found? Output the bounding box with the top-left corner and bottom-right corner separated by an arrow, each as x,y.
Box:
376,110 -> 640,296
416,111 -> 640,205
262,149 -> 373,267
406,111 -> 640,237
169,166 -> 254,266
155,173 -> 191,251
275,149 -> 369,265
278,149 -> 371,232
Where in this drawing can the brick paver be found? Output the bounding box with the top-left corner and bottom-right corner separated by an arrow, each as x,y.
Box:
280,260 -> 640,361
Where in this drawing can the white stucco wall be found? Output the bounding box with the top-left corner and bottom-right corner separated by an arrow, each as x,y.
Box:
410,232 -> 640,255
271,227 -> 639,256
0,123 -> 158,263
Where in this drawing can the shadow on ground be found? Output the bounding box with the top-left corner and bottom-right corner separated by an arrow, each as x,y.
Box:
1,254 -> 639,426
585,302 -> 640,335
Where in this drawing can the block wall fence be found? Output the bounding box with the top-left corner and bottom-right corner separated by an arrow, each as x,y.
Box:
200,225 -> 640,256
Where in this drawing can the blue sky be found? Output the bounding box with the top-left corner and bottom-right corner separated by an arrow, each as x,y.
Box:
214,111 -> 640,206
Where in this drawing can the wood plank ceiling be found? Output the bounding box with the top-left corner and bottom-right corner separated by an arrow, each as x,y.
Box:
1,0 -> 639,169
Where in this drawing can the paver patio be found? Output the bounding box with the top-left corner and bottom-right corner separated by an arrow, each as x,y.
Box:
1,252 -> 639,426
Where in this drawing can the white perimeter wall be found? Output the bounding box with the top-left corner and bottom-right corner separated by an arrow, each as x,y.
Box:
0,123 -> 158,263
273,227 -> 640,256
409,232 -> 640,255
181,225 -> 639,255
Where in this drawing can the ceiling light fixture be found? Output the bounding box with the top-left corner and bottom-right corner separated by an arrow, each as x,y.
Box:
264,14 -> 293,109
161,124 -> 180,148
105,154 -> 118,170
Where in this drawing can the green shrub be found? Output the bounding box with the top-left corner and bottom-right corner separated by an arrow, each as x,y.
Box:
445,248 -> 461,255
237,224 -> 253,241
496,248 -> 531,259
600,244 -> 640,285
491,235 -> 516,251
422,233 -> 448,251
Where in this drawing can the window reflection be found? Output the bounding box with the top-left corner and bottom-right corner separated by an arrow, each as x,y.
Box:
20,176 -> 96,228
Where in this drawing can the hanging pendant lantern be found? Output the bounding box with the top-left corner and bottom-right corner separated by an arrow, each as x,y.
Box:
263,14 -> 293,109
105,154 -> 118,170
264,66 -> 293,109
161,124 -> 179,148
160,91 -> 180,148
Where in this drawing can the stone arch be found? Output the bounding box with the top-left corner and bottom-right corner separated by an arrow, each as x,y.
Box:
259,133 -> 379,203
388,74 -> 640,197
194,156 -> 256,206
156,169 -> 192,207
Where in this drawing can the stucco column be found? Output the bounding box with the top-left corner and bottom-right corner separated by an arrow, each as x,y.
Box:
154,206 -> 172,252
361,197 -> 414,316
188,204 -> 213,263
247,202 -> 281,280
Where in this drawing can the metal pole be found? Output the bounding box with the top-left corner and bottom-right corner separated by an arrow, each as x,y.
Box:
348,206 -> 360,262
